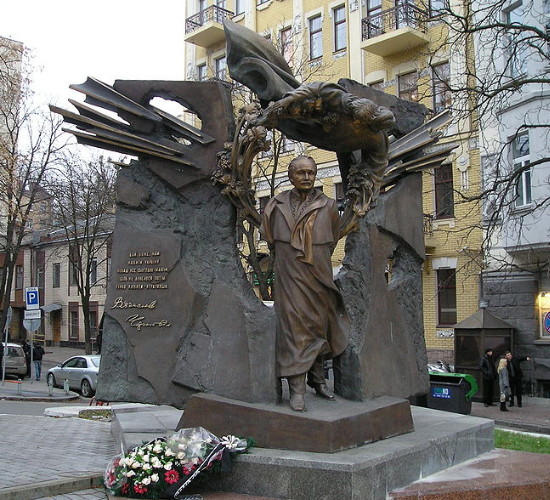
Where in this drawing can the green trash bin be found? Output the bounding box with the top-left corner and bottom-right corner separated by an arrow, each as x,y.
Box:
427,372 -> 479,415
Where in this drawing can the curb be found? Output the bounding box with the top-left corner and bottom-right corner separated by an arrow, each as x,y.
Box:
0,476 -> 103,500
0,392 -> 80,402
495,420 -> 550,435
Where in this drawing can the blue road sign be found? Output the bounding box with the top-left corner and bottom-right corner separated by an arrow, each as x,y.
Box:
25,287 -> 40,310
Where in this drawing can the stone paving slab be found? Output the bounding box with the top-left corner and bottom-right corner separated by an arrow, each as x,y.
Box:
0,415 -> 115,500
389,448 -> 550,499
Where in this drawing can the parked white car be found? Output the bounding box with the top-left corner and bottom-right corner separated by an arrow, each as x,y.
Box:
47,355 -> 100,397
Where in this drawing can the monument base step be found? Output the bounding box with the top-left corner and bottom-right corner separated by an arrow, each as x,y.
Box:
179,392 -> 414,453
389,448 -> 550,499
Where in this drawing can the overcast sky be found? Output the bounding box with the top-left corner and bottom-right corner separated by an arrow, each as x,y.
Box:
0,1 -> 186,107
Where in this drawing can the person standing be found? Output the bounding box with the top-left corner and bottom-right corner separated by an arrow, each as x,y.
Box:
479,348 -> 497,407
505,351 -> 530,407
497,357 -> 511,412
261,155 -> 349,412
22,339 -> 32,378
33,343 -> 45,381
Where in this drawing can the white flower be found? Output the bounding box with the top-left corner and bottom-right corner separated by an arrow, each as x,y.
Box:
176,452 -> 185,460
151,457 -> 162,468
151,473 -> 159,483
142,454 -> 150,462
165,448 -> 175,457
164,462 -> 173,470
131,461 -> 140,469
126,470 -> 135,478
153,444 -> 163,454
142,463 -> 151,471
142,477 -> 151,485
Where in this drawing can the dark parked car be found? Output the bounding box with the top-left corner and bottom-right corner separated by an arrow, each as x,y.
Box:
46,355 -> 100,397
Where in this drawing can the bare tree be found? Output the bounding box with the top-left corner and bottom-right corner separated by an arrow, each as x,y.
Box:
48,155 -> 117,353
422,0 -> 550,266
0,37 -> 65,335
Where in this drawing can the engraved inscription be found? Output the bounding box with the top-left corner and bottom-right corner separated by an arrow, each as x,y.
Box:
113,250 -> 171,329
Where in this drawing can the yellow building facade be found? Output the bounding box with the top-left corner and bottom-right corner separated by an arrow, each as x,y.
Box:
183,0 -> 482,361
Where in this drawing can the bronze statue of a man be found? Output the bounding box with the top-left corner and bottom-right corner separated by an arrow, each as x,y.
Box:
261,155 -> 350,411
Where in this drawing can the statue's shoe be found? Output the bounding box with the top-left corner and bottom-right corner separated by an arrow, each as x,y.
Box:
289,392 -> 306,411
309,382 -> 335,400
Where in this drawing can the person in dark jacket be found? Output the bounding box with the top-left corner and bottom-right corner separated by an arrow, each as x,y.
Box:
505,351 -> 530,407
33,343 -> 45,381
479,348 -> 497,407
22,340 -> 32,378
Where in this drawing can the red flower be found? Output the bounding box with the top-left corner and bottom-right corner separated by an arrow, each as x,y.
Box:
121,483 -> 130,494
165,469 -> 180,484
134,483 -> 148,494
106,470 -> 116,486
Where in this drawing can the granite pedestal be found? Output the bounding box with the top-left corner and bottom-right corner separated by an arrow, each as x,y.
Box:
111,405 -> 494,500
179,393 -> 414,453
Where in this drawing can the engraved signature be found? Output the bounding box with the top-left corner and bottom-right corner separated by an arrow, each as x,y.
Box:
111,297 -> 157,310
125,314 -> 171,331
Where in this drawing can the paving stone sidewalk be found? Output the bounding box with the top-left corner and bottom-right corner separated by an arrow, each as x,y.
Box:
0,414 -> 115,500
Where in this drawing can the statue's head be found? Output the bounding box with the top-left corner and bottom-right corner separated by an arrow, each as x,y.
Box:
288,156 -> 317,194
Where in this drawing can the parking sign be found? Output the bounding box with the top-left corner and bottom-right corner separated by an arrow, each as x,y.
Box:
25,287 -> 40,310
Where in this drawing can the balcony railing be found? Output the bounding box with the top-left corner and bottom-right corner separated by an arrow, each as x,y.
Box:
362,2 -> 428,41
185,5 -> 234,34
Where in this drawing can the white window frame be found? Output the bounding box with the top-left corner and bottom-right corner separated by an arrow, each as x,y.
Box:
512,131 -> 531,208
332,5 -> 347,52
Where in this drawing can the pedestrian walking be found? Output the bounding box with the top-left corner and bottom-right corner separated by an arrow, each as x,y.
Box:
505,351 -> 530,407
479,348 -> 497,407
22,339 -> 32,378
33,343 -> 45,381
498,357 -> 511,412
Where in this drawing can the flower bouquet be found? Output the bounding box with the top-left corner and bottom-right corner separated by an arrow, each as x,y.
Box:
104,427 -> 250,499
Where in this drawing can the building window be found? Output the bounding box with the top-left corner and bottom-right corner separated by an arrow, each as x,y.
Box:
15,265 -> 23,289
53,263 -> 61,288
334,182 -> 345,213
90,302 -> 99,340
398,72 -> 418,102
512,132 -> 531,207
90,258 -> 98,286
429,0 -> 446,17
282,135 -> 295,153
333,6 -> 347,52
197,64 -> 207,81
309,15 -> 323,60
432,62 -> 451,113
369,80 -> 384,91
434,164 -> 454,218
280,27 -> 293,65
235,0 -> 245,14
215,56 -> 226,80
504,3 -> 527,78
260,129 -> 273,158
69,303 -> 79,341
437,268 -> 457,325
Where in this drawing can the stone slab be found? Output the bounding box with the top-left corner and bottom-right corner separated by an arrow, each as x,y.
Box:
389,448 -> 550,499
179,393 -> 414,453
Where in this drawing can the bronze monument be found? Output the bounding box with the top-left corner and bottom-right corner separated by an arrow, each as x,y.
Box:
50,18 -> 456,452
261,155 -> 349,411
